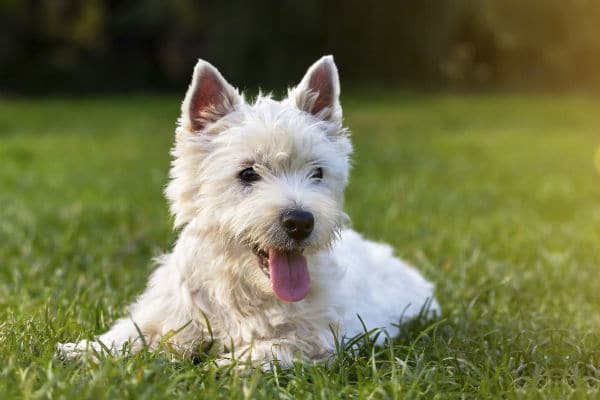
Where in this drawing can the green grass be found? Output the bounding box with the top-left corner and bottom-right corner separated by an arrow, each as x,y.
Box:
2,92 -> 600,399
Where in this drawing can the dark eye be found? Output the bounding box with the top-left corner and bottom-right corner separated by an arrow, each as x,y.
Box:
239,167 -> 260,183
311,167 -> 323,180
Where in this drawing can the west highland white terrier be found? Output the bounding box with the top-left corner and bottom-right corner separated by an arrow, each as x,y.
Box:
58,56 -> 439,367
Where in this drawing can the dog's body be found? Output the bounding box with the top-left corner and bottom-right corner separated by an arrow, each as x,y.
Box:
58,56 -> 439,367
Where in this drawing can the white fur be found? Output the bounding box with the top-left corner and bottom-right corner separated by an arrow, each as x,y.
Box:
57,56 -> 439,367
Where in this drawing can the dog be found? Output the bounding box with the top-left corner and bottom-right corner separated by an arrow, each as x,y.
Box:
58,56 -> 439,367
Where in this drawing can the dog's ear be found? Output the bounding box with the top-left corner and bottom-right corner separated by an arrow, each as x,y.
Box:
288,55 -> 342,123
180,59 -> 242,133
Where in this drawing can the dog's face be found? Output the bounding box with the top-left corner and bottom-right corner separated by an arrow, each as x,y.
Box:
166,56 -> 352,302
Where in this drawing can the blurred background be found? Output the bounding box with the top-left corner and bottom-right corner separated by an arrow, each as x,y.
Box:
2,0 -> 600,94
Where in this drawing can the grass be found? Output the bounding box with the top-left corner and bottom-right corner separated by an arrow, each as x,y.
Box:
1,92 -> 600,398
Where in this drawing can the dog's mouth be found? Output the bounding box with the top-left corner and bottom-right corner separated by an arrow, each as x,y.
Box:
252,246 -> 271,277
252,245 -> 310,302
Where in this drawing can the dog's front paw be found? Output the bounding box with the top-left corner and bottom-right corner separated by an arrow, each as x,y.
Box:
56,340 -> 106,361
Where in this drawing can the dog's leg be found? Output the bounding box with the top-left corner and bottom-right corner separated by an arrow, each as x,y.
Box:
57,263 -> 201,360
214,339 -> 333,371
57,317 -> 146,360
56,289 -> 169,360
215,344 -> 279,371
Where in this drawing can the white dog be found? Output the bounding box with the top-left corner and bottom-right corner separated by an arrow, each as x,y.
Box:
58,56 -> 439,367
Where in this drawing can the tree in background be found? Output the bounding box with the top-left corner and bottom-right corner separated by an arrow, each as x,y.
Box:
1,0 -> 599,93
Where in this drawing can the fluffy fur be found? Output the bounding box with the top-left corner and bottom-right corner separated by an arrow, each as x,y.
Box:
58,56 -> 439,367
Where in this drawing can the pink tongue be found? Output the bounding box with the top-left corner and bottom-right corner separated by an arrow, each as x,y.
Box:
268,248 -> 310,302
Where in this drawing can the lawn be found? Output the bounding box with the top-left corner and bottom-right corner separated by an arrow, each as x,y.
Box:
1,92 -> 600,399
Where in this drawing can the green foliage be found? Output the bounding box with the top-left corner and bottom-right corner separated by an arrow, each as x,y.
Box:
2,1 -> 600,92
1,93 -> 600,398
481,0 -> 600,89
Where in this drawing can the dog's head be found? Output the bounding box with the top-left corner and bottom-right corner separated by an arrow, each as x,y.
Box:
166,56 -> 352,302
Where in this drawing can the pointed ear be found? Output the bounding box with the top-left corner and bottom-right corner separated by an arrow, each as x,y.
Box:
180,60 -> 242,133
288,55 -> 342,123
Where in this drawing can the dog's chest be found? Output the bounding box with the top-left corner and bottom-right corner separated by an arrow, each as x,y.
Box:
190,285 -> 334,347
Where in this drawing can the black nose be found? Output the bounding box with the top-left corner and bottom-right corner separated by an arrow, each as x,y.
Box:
281,210 -> 314,241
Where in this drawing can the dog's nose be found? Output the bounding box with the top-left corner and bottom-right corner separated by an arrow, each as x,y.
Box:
281,210 -> 314,241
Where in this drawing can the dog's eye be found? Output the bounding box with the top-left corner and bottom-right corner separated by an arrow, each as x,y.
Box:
310,167 -> 323,180
239,167 -> 260,183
